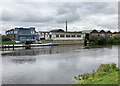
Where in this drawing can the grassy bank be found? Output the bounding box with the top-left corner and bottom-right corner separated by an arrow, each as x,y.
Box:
73,63 -> 119,84
1,41 -> 22,45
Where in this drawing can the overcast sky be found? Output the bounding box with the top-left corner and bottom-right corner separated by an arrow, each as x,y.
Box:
0,1 -> 118,34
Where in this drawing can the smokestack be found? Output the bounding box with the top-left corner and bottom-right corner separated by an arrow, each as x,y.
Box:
66,20 -> 67,32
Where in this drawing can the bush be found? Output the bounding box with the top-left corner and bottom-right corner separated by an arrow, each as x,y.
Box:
111,63 -> 116,69
90,37 -> 120,45
107,38 -> 113,44
97,37 -> 107,45
2,35 -> 11,41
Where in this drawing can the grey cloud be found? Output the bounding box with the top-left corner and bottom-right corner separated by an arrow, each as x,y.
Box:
0,2 -> 118,34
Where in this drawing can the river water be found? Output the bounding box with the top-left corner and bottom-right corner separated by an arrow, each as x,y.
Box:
1,45 -> 119,84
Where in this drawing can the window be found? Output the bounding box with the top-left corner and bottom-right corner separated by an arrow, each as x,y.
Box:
19,32 -> 22,34
42,33 -> 44,35
31,31 -> 35,34
56,35 -> 59,38
77,35 -> 81,37
14,31 -> 17,34
60,35 -> 64,37
66,35 -> 70,37
72,35 -> 75,37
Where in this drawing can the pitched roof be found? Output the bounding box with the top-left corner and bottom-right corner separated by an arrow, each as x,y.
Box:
100,30 -> 106,33
91,29 -> 99,33
50,29 -> 65,32
107,30 -> 112,33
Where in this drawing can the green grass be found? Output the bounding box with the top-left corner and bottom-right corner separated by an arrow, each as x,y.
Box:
1,41 -> 22,45
80,70 -> 118,84
73,63 -> 119,84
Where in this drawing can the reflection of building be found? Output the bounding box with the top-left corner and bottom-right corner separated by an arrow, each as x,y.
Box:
13,58 -> 36,64
6,27 -> 39,43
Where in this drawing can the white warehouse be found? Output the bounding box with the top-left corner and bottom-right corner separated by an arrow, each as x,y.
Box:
38,29 -> 84,41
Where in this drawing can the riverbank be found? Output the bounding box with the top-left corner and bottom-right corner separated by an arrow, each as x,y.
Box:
1,41 -> 22,45
89,37 -> 120,45
73,63 -> 119,84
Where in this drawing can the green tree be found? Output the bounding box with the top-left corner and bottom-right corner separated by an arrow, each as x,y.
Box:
2,35 -> 11,41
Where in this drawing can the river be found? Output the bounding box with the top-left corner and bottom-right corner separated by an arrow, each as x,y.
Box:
1,45 -> 119,84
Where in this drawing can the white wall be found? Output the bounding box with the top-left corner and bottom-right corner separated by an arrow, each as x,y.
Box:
39,32 -> 85,40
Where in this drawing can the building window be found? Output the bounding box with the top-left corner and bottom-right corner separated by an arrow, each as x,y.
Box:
31,31 -> 35,34
42,33 -> 44,35
66,35 -> 70,37
56,35 -> 59,38
19,32 -> 22,34
14,31 -> 17,34
77,35 -> 81,37
60,35 -> 64,37
72,35 -> 75,37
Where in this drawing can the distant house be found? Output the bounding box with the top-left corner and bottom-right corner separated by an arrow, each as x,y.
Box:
38,29 -> 84,41
6,27 -> 39,43
82,29 -> 112,40
99,30 -> 106,37
106,30 -> 112,37
89,29 -> 99,39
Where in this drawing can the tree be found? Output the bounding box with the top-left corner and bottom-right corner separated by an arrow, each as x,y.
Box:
2,35 -> 11,41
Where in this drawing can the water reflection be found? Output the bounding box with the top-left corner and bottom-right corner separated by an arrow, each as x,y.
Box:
2,45 -> 83,56
2,45 -> 118,84
2,45 -> 113,56
12,58 -> 36,64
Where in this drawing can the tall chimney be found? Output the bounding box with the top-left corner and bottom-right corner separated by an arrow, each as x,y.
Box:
66,20 -> 67,32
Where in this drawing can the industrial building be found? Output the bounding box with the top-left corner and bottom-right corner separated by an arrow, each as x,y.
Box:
6,27 -> 39,43
38,21 -> 84,45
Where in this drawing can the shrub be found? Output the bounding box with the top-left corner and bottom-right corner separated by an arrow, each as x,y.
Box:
107,38 -> 113,44
97,37 -> 107,45
2,35 -> 11,41
90,37 -> 120,45
111,63 -> 116,69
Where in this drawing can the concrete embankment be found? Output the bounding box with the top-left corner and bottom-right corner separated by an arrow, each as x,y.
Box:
1,40 -> 84,48
1,44 -> 25,48
41,40 -> 84,45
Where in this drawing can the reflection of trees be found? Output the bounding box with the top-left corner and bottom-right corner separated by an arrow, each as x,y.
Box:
16,50 -> 39,56
12,58 -> 36,64
2,52 -> 16,56
2,46 -> 77,56
2,49 -> 40,56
